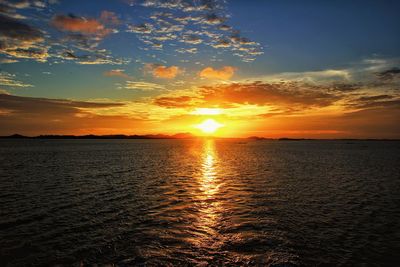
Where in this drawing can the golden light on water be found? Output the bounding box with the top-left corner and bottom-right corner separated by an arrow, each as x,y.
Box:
196,119 -> 224,134
191,139 -> 223,248
201,140 -> 218,195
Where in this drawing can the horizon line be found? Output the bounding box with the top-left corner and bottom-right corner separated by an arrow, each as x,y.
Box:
0,134 -> 399,141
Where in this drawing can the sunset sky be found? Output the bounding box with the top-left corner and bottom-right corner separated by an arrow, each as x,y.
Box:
1,0 -> 399,138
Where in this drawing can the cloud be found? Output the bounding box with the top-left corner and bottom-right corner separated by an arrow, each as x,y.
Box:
0,14 -> 42,41
57,50 -> 129,65
51,14 -> 112,36
0,0 -> 45,19
202,13 -> 226,25
0,93 -> 123,113
0,88 -> 10,94
199,66 -> 236,80
153,81 -> 345,111
376,67 -> 400,81
123,81 -> 165,91
199,82 -> 342,108
2,0 -> 263,64
127,23 -> 153,34
176,47 -> 197,54
0,93 -> 150,135
252,107 -> 400,139
0,71 -> 33,87
0,58 -> 18,64
153,95 -> 199,108
99,10 -> 120,25
0,14 -> 48,61
125,0 -> 263,62
180,34 -> 203,44
103,69 -> 131,79
145,64 -> 181,79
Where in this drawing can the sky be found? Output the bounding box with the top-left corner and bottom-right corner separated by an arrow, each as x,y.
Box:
0,0 -> 399,138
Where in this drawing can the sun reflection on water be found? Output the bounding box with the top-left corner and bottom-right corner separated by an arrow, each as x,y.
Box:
201,140 -> 219,195
194,139 -> 223,249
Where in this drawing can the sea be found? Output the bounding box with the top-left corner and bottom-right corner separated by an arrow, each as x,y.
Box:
0,139 -> 399,266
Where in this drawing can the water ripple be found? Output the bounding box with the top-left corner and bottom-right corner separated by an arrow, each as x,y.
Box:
0,139 -> 399,266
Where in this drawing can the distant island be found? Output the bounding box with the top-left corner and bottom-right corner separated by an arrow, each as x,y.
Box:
0,133 -> 196,139
0,134 -> 398,141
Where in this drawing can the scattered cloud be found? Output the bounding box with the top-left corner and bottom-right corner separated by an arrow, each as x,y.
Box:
1,0 -> 263,64
0,71 -> 33,87
124,0 -> 263,62
127,23 -> 153,34
199,66 -> 236,80
57,50 -> 130,65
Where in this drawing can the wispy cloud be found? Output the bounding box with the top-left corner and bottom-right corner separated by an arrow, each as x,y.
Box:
123,81 -> 165,91
103,69 -> 132,79
0,71 -> 33,88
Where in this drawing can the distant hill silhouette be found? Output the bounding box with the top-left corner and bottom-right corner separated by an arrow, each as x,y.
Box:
0,134 -> 398,140
0,133 -> 196,139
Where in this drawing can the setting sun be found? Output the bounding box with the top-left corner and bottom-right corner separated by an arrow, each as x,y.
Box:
196,119 -> 224,134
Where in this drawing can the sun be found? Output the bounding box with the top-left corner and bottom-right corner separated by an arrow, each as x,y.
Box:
196,119 -> 223,134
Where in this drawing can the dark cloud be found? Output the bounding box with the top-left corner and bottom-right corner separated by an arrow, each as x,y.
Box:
0,13 -> 49,61
357,95 -> 394,102
0,94 -> 124,115
376,67 -> 400,81
202,13 -> 226,25
355,99 -> 400,109
0,94 -> 140,135
0,14 -> 42,41
329,83 -> 361,92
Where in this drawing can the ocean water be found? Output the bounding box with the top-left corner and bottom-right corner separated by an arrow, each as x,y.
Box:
0,139 -> 399,266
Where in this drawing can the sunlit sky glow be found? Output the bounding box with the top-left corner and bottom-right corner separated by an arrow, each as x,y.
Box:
0,0 -> 399,138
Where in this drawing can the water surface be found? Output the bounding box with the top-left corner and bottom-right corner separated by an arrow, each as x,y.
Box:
0,139 -> 399,266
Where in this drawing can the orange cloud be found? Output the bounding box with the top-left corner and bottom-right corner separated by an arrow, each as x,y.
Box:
146,64 -> 181,79
199,66 -> 236,80
51,14 -> 111,36
198,82 -> 340,108
103,69 -> 131,79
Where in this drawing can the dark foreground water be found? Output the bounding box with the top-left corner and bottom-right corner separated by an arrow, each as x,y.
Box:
0,139 -> 399,266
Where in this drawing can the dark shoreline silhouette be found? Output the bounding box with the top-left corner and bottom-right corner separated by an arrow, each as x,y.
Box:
0,134 -> 398,141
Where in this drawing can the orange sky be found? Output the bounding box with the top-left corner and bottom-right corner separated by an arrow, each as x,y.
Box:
0,0 -> 399,138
